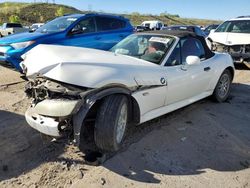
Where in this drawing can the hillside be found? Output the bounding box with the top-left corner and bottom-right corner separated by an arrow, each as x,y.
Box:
0,2 -> 221,26
0,2 -> 82,25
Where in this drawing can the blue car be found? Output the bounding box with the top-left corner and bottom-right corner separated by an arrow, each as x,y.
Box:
0,13 -> 133,71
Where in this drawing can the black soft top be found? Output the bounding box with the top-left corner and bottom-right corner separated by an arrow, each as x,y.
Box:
142,30 -> 215,59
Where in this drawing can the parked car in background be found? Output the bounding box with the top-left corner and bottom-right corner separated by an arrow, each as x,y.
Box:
208,16 -> 250,68
30,23 -> 44,32
162,25 -> 206,37
141,20 -> 164,30
0,23 -> 28,37
0,13 -> 133,71
203,24 -> 219,36
133,25 -> 151,32
22,30 -> 234,152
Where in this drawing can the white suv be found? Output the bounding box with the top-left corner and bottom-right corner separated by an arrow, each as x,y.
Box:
208,16 -> 250,68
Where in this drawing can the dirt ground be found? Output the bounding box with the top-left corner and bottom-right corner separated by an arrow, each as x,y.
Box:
0,65 -> 249,188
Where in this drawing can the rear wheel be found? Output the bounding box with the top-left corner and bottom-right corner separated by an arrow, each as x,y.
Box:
94,95 -> 128,152
212,69 -> 232,102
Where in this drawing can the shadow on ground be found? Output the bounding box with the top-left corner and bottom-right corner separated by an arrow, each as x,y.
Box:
101,82 -> 250,183
0,110 -> 71,181
0,83 -> 249,184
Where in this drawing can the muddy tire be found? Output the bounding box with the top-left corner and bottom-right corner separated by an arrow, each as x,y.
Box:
94,95 -> 128,152
212,69 -> 232,102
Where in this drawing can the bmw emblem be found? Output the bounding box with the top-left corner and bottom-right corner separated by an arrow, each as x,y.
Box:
160,78 -> 166,85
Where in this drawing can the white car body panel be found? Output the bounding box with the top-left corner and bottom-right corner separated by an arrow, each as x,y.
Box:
209,32 -> 250,45
140,91 -> 212,123
132,86 -> 167,116
164,62 -> 212,105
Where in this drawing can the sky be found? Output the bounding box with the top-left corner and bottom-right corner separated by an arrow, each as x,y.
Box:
1,0 -> 250,20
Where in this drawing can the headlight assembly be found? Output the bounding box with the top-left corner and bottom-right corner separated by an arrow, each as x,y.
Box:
10,41 -> 35,50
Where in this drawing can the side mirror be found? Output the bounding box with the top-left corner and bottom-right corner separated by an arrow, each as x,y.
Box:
186,56 -> 201,65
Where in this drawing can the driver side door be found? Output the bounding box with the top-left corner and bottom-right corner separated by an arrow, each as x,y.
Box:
58,17 -> 102,49
164,37 -> 213,105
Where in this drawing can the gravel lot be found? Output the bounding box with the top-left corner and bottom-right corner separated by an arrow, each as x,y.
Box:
0,65 -> 249,188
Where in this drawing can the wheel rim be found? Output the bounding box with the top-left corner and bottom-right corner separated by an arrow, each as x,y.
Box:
116,103 -> 127,144
217,73 -> 230,98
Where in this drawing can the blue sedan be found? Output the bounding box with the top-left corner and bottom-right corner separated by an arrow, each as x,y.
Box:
0,13 -> 133,71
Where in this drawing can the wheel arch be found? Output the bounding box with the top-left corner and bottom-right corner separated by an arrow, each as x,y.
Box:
72,85 -> 141,147
225,66 -> 235,80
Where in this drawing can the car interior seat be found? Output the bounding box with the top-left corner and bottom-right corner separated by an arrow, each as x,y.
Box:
181,38 -> 200,62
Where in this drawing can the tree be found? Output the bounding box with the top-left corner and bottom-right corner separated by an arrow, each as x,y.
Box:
9,15 -> 20,23
55,7 -> 65,17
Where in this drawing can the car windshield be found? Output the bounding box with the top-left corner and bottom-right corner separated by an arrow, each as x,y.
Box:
110,34 -> 175,65
204,25 -> 218,32
36,17 -> 78,33
215,20 -> 250,33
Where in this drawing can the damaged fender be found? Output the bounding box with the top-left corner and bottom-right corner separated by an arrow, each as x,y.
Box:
72,87 -> 132,146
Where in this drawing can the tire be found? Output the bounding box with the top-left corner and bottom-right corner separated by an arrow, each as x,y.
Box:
94,95 -> 128,152
212,69 -> 232,102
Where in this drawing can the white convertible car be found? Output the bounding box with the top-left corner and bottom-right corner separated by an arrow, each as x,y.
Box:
22,31 -> 234,152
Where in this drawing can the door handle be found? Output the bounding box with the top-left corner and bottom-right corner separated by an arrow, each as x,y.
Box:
95,36 -> 101,40
204,67 -> 211,72
119,34 -> 124,38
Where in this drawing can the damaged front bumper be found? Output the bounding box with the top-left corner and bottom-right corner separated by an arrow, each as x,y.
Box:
25,108 -> 61,137
24,76 -> 133,145
25,99 -> 82,137
212,43 -> 250,66
24,77 -> 88,137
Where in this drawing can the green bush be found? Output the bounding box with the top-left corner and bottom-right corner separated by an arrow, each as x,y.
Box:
8,15 -> 20,23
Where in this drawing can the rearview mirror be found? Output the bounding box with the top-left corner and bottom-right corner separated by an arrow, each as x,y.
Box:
186,56 -> 201,65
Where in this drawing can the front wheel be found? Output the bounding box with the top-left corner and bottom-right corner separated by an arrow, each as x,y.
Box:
212,69 -> 232,102
94,95 -> 128,152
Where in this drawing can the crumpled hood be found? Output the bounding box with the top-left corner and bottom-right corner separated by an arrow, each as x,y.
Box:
22,44 -> 166,88
209,32 -> 250,45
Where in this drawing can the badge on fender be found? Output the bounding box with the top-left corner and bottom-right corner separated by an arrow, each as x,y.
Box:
160,78 -> 166,85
